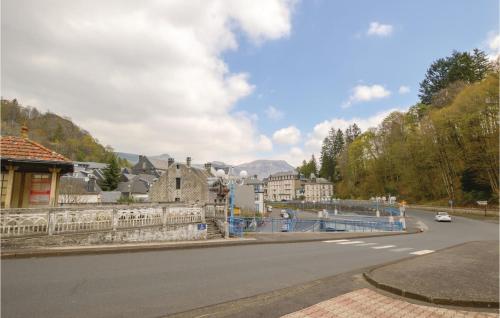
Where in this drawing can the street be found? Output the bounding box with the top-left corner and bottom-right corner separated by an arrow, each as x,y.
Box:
2,209 -> 498,318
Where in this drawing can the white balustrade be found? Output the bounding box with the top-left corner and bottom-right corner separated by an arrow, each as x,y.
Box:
1,204 -> 206,237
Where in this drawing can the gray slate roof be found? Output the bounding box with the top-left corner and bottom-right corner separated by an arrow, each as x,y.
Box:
149,158 -> 170,170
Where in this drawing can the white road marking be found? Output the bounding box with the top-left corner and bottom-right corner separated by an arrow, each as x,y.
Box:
355,243 -> 377,246
337,241 -> 364,245
390,247 -> 414,252
372,245 -> 396,249
410,250 -> 434,255
323,239 -> 349,243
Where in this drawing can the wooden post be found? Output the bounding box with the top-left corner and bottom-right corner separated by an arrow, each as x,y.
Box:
48,168 -> 61,207
4,165 -> 16,209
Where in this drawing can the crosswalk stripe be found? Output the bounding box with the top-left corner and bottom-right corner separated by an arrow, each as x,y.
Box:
355,243 -> 377,246
410,250 -> 434,255
322,239 -> 349,243
372,245 -> 396,249
390,247 -> 414,252
337,241 -> 364,245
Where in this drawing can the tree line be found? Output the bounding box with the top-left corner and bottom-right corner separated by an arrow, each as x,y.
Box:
298,49 -> 499,205
1,99 -> 130,168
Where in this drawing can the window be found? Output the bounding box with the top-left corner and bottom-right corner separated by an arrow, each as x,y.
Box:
176,164 -> 180,169
30,173 -> 51,205
174,197 -> 180,202
176,177 -> 181,189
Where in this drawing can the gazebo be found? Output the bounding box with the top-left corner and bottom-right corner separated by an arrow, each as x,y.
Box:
1,127 -> 73,208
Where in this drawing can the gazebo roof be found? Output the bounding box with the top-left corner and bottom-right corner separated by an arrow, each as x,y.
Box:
0,136 -> 72,163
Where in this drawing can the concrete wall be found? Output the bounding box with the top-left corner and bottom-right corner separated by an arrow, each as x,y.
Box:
2,224 -> 207,249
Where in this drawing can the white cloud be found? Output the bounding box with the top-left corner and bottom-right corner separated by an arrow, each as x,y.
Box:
272,126 -> 301,145
343,84 -> 391,107
257,134 -> 273,151
367,22 -> 393,37
488,34 -> 500,52
304,107 -> 407,153
485,32 -> 500,61
265,105 -> 284,120
1,0 -> 295,164
398,85 -> 410,94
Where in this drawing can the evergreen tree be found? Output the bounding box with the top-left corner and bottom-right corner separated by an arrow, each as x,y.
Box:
100,156 -> 121,191
419,49 -> 492,104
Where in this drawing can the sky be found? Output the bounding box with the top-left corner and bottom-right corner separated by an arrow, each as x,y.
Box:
2,0 -> 499,166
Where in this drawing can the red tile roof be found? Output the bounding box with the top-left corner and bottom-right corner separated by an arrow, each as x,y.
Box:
0,136 -> 72,163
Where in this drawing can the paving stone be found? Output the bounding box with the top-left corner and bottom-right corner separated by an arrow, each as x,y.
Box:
281,289 -> 498,318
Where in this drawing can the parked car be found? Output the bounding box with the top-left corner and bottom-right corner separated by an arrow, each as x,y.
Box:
435,212 -> 452,222
267,206 -> 273,213
280,209 -> 289,218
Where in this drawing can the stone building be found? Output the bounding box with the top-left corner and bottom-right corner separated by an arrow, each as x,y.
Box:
149,157 -> 216,204
266,171 -> 305,201
1,129 -> 73,208
131,155 -> 170,177
304,174 -> 333,202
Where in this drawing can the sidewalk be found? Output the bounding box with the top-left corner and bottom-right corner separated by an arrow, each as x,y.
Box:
1,229 -> 414,259
282,288 -> 497,318
364,240 -> 499,308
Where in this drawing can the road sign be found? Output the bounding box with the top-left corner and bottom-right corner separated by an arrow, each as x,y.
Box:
477,201 -> 488,206
197,223 -> 207,231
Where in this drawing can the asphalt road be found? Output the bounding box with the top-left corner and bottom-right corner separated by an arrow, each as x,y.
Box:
2,208 -> 498,318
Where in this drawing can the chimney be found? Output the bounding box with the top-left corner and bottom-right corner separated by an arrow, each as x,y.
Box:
168,158 -> 175,167
186,157 -> 191,167
21,124 -> 29,139
204,162 -> 212,173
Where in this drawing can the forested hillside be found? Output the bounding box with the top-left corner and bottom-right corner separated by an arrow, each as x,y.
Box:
1,99 -> 130,166
300,50 -> 499,205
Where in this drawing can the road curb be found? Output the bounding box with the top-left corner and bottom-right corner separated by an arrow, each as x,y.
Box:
363,242 -> 500,309
1,229 -> 419,259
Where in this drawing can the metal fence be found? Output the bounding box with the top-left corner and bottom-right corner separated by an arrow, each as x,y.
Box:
228,216 -> 404,237
1,205 -> 205,237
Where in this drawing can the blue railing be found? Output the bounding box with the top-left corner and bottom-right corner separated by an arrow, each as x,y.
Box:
228,216 -> 403,236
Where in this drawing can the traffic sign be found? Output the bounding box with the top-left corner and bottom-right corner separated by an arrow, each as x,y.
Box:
477,201 -> 488,206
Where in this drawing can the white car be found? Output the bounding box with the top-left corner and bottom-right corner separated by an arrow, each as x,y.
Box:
435,212 -> 452,222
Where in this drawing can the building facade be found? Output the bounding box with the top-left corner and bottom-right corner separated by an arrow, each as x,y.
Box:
244,177 -> 265,214
266,171 -> 304,201
149,157 -> 217,204
304,175 -> 333,202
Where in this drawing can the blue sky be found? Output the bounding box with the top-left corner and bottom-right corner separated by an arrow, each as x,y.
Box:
224,0 -> 499,159
2,0 -> 498,165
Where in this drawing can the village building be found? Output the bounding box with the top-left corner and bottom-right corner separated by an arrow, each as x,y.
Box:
149,157 -> 217,204
266,171 -> 305,201
304,174 -> 333,202
243,176 -> 265,214
131,155 -> 170,177
1,128 -> 73,208
58,175 -> 101,204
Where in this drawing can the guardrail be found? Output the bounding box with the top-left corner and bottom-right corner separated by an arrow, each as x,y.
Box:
1,205 -> 205,237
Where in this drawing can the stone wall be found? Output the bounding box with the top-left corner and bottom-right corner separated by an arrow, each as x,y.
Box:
149,163 -> 216,204
2,223 -> 207,249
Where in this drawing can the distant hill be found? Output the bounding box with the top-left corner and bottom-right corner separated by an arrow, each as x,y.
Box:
115,152 -> 294,179
115,152 -> 171,164
1,98 -> 129,166
234,160 -> 295,179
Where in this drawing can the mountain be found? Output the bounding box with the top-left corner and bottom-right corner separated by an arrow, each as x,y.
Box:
234,160 -> 295,179
114,152 -> 294,179
115,152 -> 171,164
115,152 -> 140,164
1,98 -> 130,166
